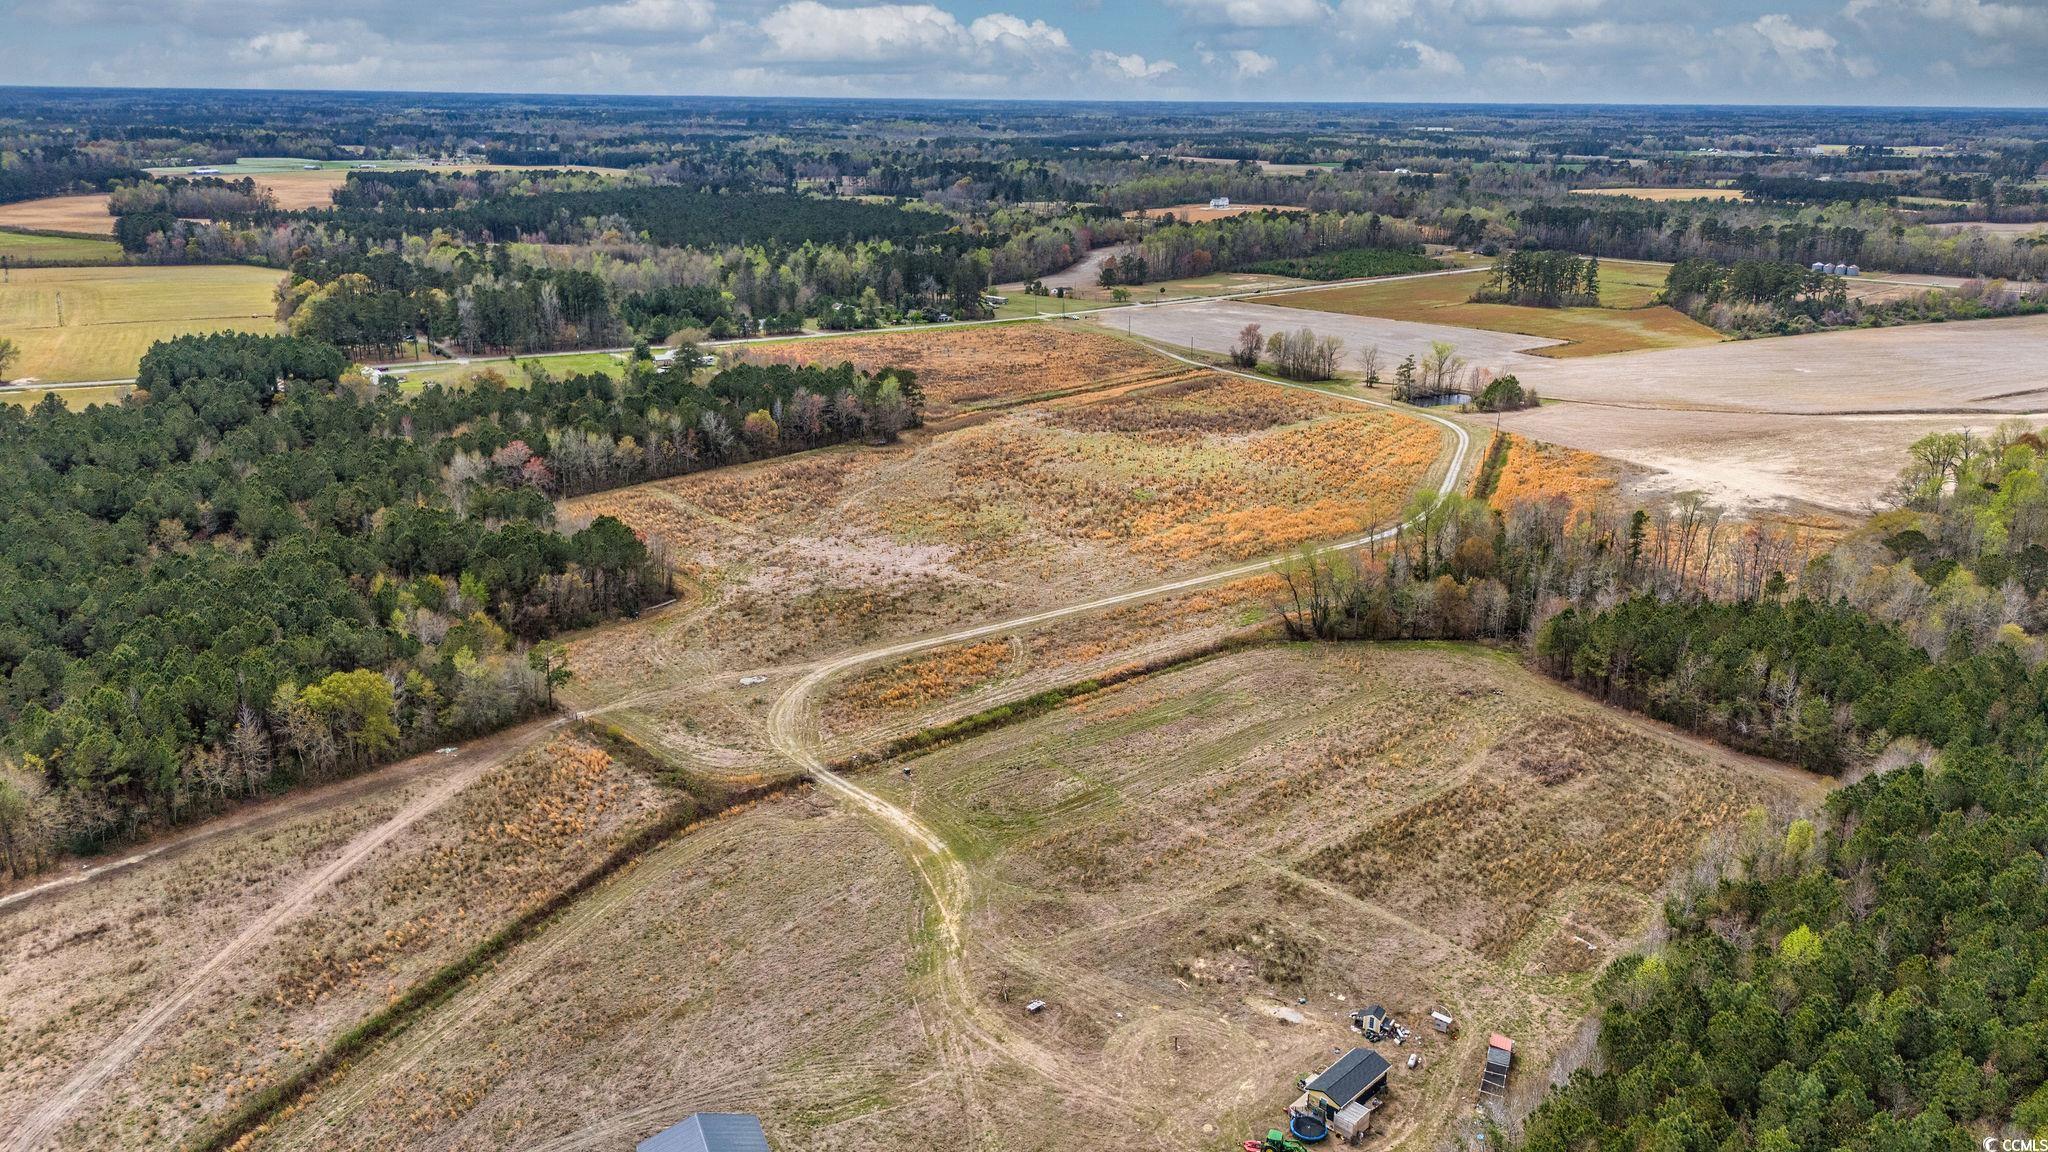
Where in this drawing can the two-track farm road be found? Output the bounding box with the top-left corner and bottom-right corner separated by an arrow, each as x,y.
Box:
752,351 -> 1471,1113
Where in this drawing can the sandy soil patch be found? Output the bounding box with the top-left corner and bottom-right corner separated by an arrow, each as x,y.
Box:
1510,312 -> 2048,415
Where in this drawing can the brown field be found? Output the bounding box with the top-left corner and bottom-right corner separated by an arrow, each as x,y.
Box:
0,730 -> 692,1150
1268,259 -> 1722,358
1125,202 -> 1307,222
740,323 -> 1196,417
240,645 -> 1823,1152
1484,433 -> 1618,514
0,194 -> 117,236
1569,187 -> 1748,202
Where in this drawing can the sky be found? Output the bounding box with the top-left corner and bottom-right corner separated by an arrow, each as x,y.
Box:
1,0 -> 2044,107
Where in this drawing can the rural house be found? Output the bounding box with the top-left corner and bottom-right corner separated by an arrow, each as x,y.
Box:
1295,1047 -> 1390,1143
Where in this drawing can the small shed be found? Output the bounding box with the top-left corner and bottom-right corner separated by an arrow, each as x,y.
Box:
1479,1033 -> 1514,1100
1430,1010 -> 1455,1034
638,1112 -> 770,1152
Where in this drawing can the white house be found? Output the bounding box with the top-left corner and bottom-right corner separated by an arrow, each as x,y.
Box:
1208,196 -> 1231,210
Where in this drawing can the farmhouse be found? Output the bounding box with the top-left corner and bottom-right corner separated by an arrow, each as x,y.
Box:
638,1112 -> 770,1152
1209,196 -> 1231,209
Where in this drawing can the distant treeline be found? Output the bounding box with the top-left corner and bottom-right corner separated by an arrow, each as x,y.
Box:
0,157 -> 145,206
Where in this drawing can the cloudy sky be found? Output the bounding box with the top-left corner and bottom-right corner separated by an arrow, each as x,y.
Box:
3,0 -> 2043,106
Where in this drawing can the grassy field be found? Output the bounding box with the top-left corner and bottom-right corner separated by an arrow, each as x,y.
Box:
1268,258 -> 1723,357
0,383 -> 132,409
246,645 -> 1823,1152
0,229 -> 124,265
388,350 -> 630,391
0,265 -> 284,382
0,194 -> 117,236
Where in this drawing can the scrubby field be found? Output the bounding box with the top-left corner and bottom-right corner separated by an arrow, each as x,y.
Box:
1268,259 -> 1722,357
556,360 -> 1446,775
741,323 -> 1203,417
0,230 -> 124,265
0,195 -> 116,236
1568,187 -> 1748,202
1125,201 -> 1306,221
0,729 -> 688,1150
0,265 -> 284,382
261,645 -> 1821,1152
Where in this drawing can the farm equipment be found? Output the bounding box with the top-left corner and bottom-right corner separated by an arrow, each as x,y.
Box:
1242,1130 -> 1310,1152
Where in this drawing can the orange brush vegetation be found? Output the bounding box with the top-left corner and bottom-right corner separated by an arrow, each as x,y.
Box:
1488,436 -> 1616,516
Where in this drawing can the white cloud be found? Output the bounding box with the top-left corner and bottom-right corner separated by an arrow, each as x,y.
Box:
1752,13 -> 1838,55
967,13 -> 1070,52
1400,38 -> 1466,74
560,0 -> 715,34
1448,0 -> 1605,21
1335,0 -> 1418,28
1164,0 -> 1332,27
1229,48 -> 1278,76
1844,0 -> 2037,38
757,3 -> 1067,64
1090,49 -> 1179,80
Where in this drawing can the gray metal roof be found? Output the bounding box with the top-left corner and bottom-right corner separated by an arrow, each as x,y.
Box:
1307,1048 -> 1390,1106
638,1113 -> 770,1152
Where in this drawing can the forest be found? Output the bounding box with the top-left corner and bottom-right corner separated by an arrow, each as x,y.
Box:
0,332 -> 922,877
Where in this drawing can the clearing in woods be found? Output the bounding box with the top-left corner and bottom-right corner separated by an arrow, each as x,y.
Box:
0,729 -> 705,1151
1267,258 -> 1723,357
1568,187 -> 1749,202
0,195 -> 117,236
0,265 -> 284,383
742,322 -> 1242,418
241,645 -> 1825,1152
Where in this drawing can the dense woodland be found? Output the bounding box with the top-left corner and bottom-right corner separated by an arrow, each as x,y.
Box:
0,332 -> 921,876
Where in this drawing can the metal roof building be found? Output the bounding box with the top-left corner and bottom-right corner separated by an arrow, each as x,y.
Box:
637,1112 -> 771,1152
1305,1047 -> 1391,1113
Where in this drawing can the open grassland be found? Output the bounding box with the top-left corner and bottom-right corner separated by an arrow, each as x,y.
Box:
0,265 -> 283,383
1125,201 -> 1308,221
0,730 -> 682,1151
1268,259 -> 1722,357
740,322 -> 1215,418
1569,187 -> 1748,202
0,230 -> 124,265
0,195 -> 116,236
1477,432 -> 1618,515
226,646 -> 1822,1152
386,351 -> 630,391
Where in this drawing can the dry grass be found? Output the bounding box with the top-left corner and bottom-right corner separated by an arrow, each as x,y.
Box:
1488,435 -> 1617,515
566,372 -> 1440,675
1123,202 -> 1308,221
1269,259 -> 1723,358
0,734 -> 669,1149
0,265 -> 283,382
0,195 -> 117,236
1569,187 -> 1748,202
215,646 -> 1823,1152
742,323 -> 1189,417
